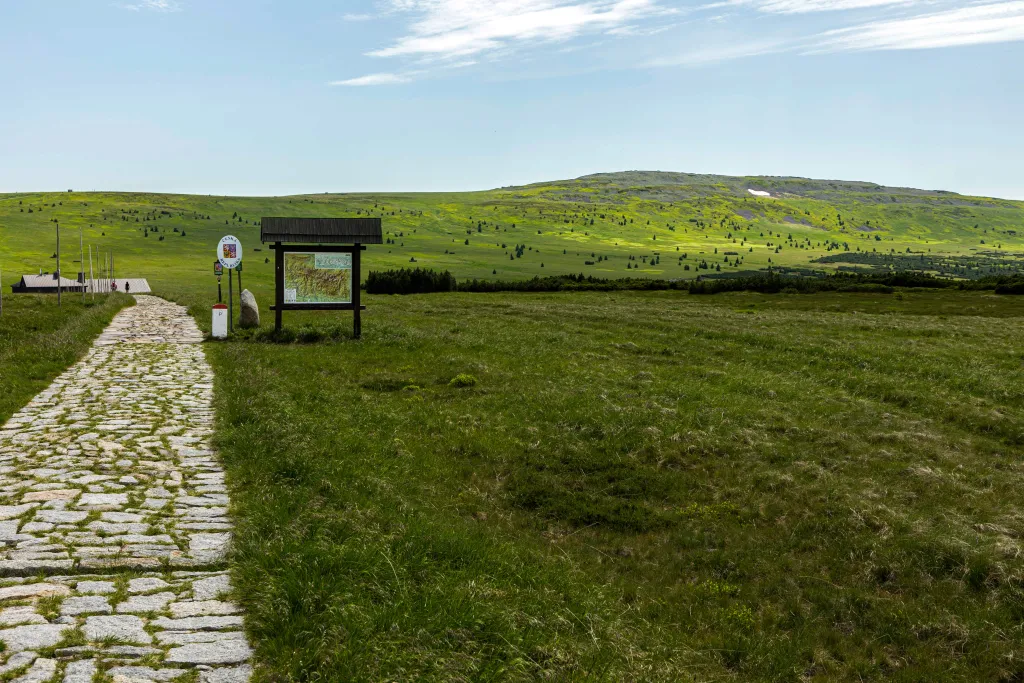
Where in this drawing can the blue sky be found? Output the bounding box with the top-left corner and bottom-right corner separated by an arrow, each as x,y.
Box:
1,0 -> 1021,198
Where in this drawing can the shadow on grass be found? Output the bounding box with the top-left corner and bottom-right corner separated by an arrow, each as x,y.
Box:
207,323 -> 357,344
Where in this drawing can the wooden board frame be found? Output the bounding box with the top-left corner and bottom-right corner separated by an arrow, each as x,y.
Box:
268,242 -> 367,337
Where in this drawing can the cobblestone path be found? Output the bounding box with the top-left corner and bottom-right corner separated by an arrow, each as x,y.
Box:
0,296 -> 252,682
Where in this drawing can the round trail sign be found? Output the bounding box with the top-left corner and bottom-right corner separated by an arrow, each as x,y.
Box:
217,235 -> 242,269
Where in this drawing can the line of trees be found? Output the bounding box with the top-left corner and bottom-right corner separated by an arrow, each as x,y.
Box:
363,268 -> 1024,296
365,267 -> 457,294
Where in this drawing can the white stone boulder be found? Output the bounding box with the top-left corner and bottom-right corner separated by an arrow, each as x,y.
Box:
239,289 -> 259,329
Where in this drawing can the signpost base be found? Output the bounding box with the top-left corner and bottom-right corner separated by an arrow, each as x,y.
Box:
212,304 -> 228,339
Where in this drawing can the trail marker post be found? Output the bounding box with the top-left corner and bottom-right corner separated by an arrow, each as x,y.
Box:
217,235 -> 242,334
261,217 -> 382,338
212,304 -> 228,339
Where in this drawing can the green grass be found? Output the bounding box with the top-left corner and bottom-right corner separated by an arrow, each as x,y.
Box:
3,172 -> 1024,681
206,289 -> 1024,682
1,172 -> 1022,301
0,293 -> 130,424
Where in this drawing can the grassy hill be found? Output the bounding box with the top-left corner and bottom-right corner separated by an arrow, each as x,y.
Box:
3,174 -> 1024,680
2,172 -> 1023,298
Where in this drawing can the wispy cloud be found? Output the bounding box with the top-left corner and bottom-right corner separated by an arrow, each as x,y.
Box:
812,0 -> 1024,50
329,72 -> 413,86
647,38 -> 788,65
120,0 -> 181,11
710,0 -> 919,15
367,0 -> 663,60
331,0 -> 1024,87
658,0 -> 1024,63
605,22 -> 677,35
343,12 -> 376,21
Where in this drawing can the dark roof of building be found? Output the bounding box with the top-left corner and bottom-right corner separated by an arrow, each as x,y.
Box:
16,274 -> 86,289
261,217 -> 383,244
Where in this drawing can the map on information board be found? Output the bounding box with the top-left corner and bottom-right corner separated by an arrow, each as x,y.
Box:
283,252 -> 352,304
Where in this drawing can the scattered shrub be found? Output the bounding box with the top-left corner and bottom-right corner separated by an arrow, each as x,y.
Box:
449,373 -> 478,388
460,274 -> 682,293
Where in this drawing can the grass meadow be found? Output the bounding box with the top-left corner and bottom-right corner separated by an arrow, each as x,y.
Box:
2,277 -> 1023,681
2,176 -> 1024,681
202,289 -> 1024,682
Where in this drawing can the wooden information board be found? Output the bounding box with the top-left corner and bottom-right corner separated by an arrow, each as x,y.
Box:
261,217 -> 383,338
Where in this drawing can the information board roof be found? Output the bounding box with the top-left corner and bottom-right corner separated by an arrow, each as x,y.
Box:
261,217 -> 383,244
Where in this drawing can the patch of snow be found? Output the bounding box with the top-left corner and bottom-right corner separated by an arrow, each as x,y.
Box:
747,189 -> 771,197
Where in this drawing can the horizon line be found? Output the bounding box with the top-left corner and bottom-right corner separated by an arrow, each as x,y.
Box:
0,170 -> 1021,202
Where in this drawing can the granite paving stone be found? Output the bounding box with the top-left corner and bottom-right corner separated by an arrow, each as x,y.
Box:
0,652 -> 40,675
61,660 -> 97,683
60,595 -> 112,616
11,657 -> 56,683
0,297 -> 252,680
117,592 -> 177,614
84,615 -> 153,644
0,624 -> 70,652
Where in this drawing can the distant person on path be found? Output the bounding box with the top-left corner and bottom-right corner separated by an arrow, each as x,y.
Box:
125,281 -> 130,293
111,281 -> 117,292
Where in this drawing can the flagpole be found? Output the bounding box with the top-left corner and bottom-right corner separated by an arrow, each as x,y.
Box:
80,228 -> 85,303
56,223 -> 62,307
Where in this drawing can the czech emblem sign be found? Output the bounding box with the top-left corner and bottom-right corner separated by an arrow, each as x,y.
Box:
217,235 -> 242,269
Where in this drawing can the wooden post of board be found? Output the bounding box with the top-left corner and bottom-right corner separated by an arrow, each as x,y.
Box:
274,242 -> 283,333
353,244 -> 361,339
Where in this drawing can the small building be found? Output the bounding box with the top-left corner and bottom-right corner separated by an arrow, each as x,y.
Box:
11,273 -> 86,294
11,273 -> 151,294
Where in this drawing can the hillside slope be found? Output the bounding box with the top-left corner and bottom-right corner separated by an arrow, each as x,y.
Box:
1,172 -> 1022,293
